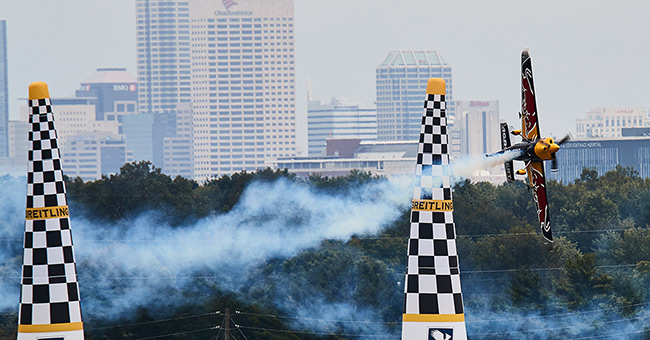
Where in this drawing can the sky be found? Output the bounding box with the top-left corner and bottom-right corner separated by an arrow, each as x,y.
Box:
1,0 -> 650,148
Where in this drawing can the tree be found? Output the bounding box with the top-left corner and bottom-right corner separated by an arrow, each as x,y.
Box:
307,170 -> 379,194
554,253 -> 613,309
507,267 -> 548,310
453,180 -> 527,236
199,168 -> 294,213
66,161 -> 204,224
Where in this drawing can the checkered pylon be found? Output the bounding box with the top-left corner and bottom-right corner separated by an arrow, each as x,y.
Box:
18,82 -> 84,339
401,78 -> 467,340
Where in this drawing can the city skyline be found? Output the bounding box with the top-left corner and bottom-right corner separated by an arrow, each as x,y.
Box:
376,50 -> 454,142
0,19 -> 8,157
1,0 -> 650,150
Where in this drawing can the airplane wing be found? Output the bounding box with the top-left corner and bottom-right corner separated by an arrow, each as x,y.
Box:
521,49 -> 540,141
527,161 -> 553,242
500,122 -> 515,183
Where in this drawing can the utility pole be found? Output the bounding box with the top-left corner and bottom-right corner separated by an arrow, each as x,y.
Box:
225,308 -> 230,340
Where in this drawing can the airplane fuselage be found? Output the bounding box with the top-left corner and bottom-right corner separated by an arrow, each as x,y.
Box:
504,141 -> 538,161
491,137 -> 559,163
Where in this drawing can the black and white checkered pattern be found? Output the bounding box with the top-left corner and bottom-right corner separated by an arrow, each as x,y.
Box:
403,93 -> 465,316
19,98 -> 83,326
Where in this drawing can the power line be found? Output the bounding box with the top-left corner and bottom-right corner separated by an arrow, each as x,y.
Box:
468,301 -> 650,323
215,314 -> 225,340
230,318 -> 250,340
0,262 -> 639,282
572,326 -> 650,339
87,305 -> 650,340
131,326 -> 218,340
234,310 -> 400,325
7,300 -> 643,340
460,227 -> 650,238
468,312 -> 650,338
0,225 -> 648,244
461,263 -> 638,274
236,324 -> 400,338
85,311 -> 221,331
238,300 -> 650,327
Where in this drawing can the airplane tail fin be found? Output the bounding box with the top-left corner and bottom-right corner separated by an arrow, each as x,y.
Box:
500,122 -> 515,183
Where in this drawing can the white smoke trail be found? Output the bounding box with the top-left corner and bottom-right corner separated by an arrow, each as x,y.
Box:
0,176 -> 27,313
0,149 -> 521,319
0,176 -> 414,316
71,176 -> 413,318
450,149 -> 522,181
1,174 -> 649,338
465,305 -> 650,339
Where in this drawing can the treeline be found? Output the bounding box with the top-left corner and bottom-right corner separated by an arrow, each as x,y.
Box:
2,162 -> 650,339
65,161 -> 377,226
67,163 -> 650,338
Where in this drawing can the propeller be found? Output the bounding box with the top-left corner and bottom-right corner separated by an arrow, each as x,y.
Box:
557,134 -> 571,145
550,134 -> 570,172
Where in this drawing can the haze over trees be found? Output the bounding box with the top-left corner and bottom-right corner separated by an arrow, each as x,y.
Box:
1,161 -> 650,339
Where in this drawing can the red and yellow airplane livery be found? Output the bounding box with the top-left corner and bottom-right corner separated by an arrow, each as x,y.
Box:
490,49 -> 570,243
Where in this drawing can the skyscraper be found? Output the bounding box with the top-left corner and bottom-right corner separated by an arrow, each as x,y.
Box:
75,68 -> 138,121
575,107 -> 648,138
455,100 -> 500,156
17,68 -> 137,180
136,1 -> 191,113
136,0 -> 296,180
376,51 -> 454,143
0,20 -> 9,158
307,97 -> 377,156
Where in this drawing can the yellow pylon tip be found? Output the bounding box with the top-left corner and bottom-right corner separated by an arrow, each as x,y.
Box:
29,82 -> 50,100
426,78 -> 446,95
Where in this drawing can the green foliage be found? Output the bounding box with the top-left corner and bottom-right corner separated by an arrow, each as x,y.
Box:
553,253 -> 613,309
307,169 -> 380,194
67,163 -> 294,224
594,227 -> 650,265
453,180 -> 531,236
54,164 -> 650,338
507,267 -> 548,310
86,293 -> 307,340
198,167 -> 295,213
67,161 -> 209,224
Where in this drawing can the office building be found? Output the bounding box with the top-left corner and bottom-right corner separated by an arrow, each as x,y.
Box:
455,100 -> 501,156
575,107 -> 648,138
163,102 -> 194,178
63,133 -> 129,181
307,97 -> 376,156
190,0 -> 296,179
621,127 -> 650,137
0,120 -> 29,175
75,68 -> 138,122
136,0 -> 296,180
20,98 -> 117,152
376,51 -> 454,142
14,68 -> 137,180
274,139 -> 505,184
274,139 -> 417,177
19,98 -> 121,179
8,120 -> 28,163
0,20 -> 8,158
549,137 -> 650,183
136,0 -> 191,113
122,112 -> 176,169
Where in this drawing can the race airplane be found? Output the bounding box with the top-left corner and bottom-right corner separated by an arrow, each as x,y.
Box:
490,49 -> 570,243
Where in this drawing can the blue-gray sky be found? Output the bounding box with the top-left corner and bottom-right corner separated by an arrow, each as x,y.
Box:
2,0 -> 650,148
